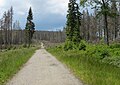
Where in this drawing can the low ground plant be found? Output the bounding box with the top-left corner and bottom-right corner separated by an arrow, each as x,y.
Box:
47,43 -> 120,85
0,47 -> 38,85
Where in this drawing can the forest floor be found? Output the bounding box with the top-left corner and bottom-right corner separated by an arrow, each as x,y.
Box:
6,46 -> 83,85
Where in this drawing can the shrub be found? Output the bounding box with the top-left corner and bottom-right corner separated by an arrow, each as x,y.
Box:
12,46 -> 17,50
47,44 -> 120,85
100,50 -> 110,59
78,41 -> 86,51
110,43 -> 120,49
22,44 -> 27,48
64,41 -> 74,51
108,57 -> 120,67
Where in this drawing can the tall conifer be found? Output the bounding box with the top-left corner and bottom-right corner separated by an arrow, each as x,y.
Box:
25,7 -> 35,47
65,0 -> 81,50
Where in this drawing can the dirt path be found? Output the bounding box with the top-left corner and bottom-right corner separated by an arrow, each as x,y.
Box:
7,48 -> 83,85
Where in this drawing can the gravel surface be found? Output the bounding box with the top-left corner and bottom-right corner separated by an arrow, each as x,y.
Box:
6,48 -> 83,85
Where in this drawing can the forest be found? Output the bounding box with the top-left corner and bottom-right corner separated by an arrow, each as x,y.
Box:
0,7 -> 65,50
0,0 -> 120,49
0,0 -> 120,85
48,0 -> 120,85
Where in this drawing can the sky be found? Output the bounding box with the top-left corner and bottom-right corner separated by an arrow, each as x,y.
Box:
0,0 -> 70,31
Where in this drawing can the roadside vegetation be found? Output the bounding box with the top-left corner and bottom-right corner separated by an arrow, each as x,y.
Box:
46,0 -> 119,84
47,42 -> 120,85
0,46 -> 38,85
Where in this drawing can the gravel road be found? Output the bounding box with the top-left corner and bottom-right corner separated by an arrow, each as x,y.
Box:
6,48 -> 83,85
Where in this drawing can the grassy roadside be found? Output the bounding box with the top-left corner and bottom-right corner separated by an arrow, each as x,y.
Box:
0,47 -> 38,85
47,44 -> 120,85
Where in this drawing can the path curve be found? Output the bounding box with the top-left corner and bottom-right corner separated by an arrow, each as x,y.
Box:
7,48 -> 83,85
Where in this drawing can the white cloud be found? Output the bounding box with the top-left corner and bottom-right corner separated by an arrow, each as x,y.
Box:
0,0 -> 69,30
46,0 -> 69,15
0,0 -> 5,7
0,0 -> 69,16
17,11 -> 25,16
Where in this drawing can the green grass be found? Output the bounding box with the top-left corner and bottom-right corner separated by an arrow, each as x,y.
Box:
0,47 -> 38,85
47,43 -> 120,85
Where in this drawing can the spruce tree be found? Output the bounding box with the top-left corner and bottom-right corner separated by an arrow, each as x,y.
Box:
25,7 -> 35,47
64,0 -> 81,50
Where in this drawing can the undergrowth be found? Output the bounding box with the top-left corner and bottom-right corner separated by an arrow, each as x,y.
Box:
47,42 -> 120,85
0,47 -> 38,85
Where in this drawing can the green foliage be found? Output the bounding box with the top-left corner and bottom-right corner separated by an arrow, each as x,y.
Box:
99,49 -> 110,59
80,0 -> 88,6
110,43 -> 120,49
64,41 -> 74,51
109,58 -> 120,68
0,47 -> 37,85
47,43 -> 120,85
22,44 -> 27,48
27,7 -> 33,21
25,7 -> 35,47
64,40 -> 87,51
80,0 -> 114,17
78,41 -> 86,50
80,0 -> 119,46
65,0 -> 81,50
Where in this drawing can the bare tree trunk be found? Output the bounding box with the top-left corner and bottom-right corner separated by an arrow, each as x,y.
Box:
102,0 -> 109,45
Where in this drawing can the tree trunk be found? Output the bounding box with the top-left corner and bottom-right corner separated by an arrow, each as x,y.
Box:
104,14 -> 109,45
102,0 -> 109,45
